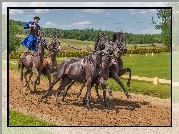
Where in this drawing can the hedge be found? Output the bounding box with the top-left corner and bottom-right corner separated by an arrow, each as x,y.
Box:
9,47 -> 170,59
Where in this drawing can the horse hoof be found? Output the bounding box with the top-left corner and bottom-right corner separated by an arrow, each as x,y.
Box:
127,95 -> 132,99
87,106 -> 91,111
82,100 -> 86,105
98,96 -> 103,101
104,103 -> 109,107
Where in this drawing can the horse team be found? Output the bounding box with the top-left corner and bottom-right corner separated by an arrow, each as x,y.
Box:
18,31 -> 132,110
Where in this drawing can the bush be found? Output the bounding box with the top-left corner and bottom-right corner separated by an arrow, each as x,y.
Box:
9,47 -> 171,59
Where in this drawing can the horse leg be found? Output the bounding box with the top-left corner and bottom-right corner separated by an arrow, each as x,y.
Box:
94,84 -> 102,100
41,76 -> 61,101
23,70 -> 30,87
62,80 -> 75,102
82,92 -> 87,105
94,83 -> 113,101
86,78 -> 92,110
102,84 -> 108,107
119,68 -> 131,87
26,72 -> 33,90
106,85 -> 114,99
111,72 -> 131,99
77,83 -> 85,98
99,78 -> 109,107
55,77 -> 72,105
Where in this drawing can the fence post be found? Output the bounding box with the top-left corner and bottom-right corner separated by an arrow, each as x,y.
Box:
153,77 -> 159,85
152,52 -> 154,56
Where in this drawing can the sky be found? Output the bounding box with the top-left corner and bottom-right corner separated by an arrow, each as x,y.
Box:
2,2 -> 168,34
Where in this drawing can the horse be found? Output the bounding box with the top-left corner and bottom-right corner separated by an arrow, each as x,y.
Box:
42,34 -> 124,110
41,33 -> 117,110
41,36 -> 61,89
86,31 -> 132,99
62,32 -> 119,101
18,35 -> 49,91
61,32 -> 129,104
108,31 -> 132,99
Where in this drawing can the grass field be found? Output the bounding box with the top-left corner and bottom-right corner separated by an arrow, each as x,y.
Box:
10,52 -> 170,79
60,53 -> 171,80
9,109 -> 57,126
3,117 -> 54,134
122,53 -> 171,80
16,34 -> 165,52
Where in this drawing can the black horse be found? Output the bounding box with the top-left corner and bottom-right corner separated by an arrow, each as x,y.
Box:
41,33 -> 120,110
62,32 -> 131,104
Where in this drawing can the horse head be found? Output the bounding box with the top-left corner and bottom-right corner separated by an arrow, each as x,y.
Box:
47,36 -> 61,53
112,31 -> 127,54
39,34 -> 49,50
95,32 -> 113,56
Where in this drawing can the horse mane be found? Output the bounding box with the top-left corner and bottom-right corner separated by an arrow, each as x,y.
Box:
112,31 -> 124,42
112,33 -> 117,42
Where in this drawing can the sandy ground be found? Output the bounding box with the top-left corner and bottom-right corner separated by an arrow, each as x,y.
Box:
3,70 -> 179,133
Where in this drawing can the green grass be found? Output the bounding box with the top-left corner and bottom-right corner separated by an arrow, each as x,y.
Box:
107,78 -> 170,99
121,53 -> 171,80
10,53 -> 171,80
9,109 -> 57,126
3,117 -> 55,134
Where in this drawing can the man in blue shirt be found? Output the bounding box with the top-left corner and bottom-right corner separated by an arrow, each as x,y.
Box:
21,16 -> 41,55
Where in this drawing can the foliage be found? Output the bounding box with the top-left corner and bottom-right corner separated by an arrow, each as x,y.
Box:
12,20 -> 163,45
151,6 -> 171,48
9,47 -> 170,60
9,19 -> 21,53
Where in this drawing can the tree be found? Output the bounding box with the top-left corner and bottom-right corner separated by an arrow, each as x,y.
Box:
151,5 -> 171,48
9,19 -> 21,53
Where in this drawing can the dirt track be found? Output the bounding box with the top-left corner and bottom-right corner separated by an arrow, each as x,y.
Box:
9,70 -> 171,126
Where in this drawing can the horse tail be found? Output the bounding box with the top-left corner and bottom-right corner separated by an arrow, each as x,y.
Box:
18,57 -> 23,69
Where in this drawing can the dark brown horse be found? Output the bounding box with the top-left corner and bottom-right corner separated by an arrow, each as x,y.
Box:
41,37 -> 61,89
78,31 -> 132,99
62,32 -> 130,104
41,33 -> 124,110
81,32 -> 132,99
18,35 -> 49,91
